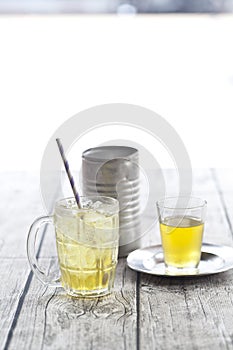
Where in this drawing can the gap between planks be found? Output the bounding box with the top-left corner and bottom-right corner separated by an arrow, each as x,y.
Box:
3,169 -> 231,350
2,223 -> 50,350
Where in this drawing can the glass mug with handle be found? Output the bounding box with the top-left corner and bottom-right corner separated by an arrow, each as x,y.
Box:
156,197 -> 207,274
27,196 -> 119,297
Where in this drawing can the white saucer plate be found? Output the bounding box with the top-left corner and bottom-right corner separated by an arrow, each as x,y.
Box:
127,243 -> 233,276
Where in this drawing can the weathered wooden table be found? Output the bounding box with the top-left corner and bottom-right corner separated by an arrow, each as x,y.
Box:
1,169 -> 233,350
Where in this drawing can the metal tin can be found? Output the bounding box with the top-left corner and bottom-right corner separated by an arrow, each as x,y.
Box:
82,146 -> 140,256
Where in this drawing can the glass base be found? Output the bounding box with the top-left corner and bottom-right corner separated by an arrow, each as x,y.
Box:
65,287 -> 112,298
165,265 -> 199,276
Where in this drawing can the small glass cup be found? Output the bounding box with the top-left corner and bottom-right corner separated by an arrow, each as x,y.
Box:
27,196 -> 119,297
156,197 -> 207,274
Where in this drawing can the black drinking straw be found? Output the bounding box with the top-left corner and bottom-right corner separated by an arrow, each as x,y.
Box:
56,138 -> 81,208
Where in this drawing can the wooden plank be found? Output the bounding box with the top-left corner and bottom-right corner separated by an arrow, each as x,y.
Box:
1,171 -> 137,350
0,171 -> 61,260
7,259 -> 137,350
0,258 -> 30,348
0,172 -> 58,350
139,271 -> 233,350
2,169 -> 233,350
192,169 -> 233,246
0,172 -> 44,258
0,172 -> 47,348
139,168 -> 233,349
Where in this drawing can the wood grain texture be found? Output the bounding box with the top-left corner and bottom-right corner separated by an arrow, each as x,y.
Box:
139,271 -> 233,350
139,168 -> 233,350
0,172 -> 57,350
2,169 -> 233,350
7,259 -> 137,350
0,258 -> 30,347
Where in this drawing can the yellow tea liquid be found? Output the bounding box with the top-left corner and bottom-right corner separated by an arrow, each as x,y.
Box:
160,216 -> 204,269
55,210 -> 118,296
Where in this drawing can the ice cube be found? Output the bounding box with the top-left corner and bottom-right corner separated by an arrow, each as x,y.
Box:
83,211 -> 105,225
92,201 -> 103,210
81,199 -> 93,209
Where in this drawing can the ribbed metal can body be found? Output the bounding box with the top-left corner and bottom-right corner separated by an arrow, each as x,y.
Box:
82,146 -> 141,256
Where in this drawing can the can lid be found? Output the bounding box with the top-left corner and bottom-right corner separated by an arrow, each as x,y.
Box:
82,146 -> 138,161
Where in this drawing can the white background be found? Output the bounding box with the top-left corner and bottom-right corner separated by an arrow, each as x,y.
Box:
0,14 -> 232,171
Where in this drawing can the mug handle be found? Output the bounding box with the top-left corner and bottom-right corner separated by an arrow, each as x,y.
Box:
27,216 -> 61,287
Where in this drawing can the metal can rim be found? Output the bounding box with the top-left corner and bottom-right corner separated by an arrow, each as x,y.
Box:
82,146 -> 138,162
